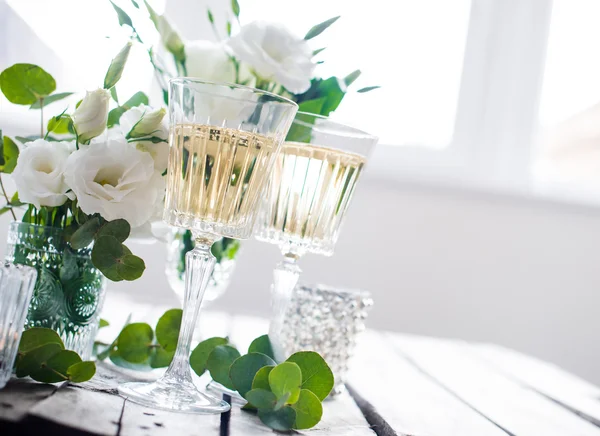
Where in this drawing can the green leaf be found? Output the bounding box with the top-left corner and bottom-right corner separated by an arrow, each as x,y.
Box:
110,0 -> 133,28
149,347 -> 174,368
47,114 -> 72,135
16,343 -> 63,378
258,407 -> 296,431
70,217 -> 101,250
19,327 -> 64,354
29,92 -> 74,109
344,69 -> 361,86
190,337 -> 229,376
269,362 -> 302,404
59,247 -> 79,283
231,0 -> 240,17
318,77 -> 345,115
1,136 -> 20,174
107,91 -> 148,127
97,219 -> 130,243
207,8 -> 214,24
30,350 -> 81,383
304,16 -> 340,40
298,97 -> 327,115
155,308 -> 182,352
286,351 -> 334,401
292,389 -> 322,429
0,64 -> 56,105
313,47 -> 326,56
116,253 -> 145,281
357,86 -> 381,93
109,349 -> 152,371
206,345 -> 241,390
99,319 -> 110,328
252,365 -> 274,391
91,236 -> 123,281
226,21 -> 232,36
248,335 -> 274,360
104,42 -> 132,89
229,352 -> 276,397
110,86 -> 119,104
245,389 -> 277,411
116,322 -> 153,363
67,361 -> 96,382
130,0 -> 139,8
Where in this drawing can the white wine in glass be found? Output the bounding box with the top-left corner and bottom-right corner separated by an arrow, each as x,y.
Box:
117,79 -> 297,414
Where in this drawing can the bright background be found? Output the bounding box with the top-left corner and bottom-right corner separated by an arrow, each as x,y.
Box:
2,0 -> 600,385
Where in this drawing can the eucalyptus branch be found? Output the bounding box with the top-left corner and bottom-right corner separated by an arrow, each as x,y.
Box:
0,175 -> 16,220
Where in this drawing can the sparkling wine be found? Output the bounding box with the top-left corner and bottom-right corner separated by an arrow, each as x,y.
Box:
164,124 -> 277,238
256,141 -> 366,256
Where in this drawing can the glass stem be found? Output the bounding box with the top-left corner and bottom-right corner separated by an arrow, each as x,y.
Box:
162,234 -> 216,385
269,252 -> 301,362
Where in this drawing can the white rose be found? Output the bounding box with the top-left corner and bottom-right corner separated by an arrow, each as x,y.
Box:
119,105 -> 169,173
185,40 -> 236,83
64,136 -> 165,228
12,139 -> 74,208
72,88 -> 111,142
227,21 -> 315,94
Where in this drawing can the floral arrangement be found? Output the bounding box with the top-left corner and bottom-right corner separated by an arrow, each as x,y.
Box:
0,44 -> 167,282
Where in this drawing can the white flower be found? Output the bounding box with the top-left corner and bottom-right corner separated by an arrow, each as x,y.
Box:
119,104 -> 169,173
158,15 -> 185,61
227,21 -> 315,94
12,139 -> 74,208
185,40 -> 236,83
72,88 -> 111,142
64,136 -> 165,228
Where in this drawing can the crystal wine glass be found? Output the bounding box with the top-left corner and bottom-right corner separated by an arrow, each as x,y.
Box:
118,79 -> 297,413
254,112 -> 377,361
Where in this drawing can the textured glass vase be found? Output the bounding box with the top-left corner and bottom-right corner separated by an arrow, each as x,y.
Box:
0,262 -> 37,389
165,229 -> 239,305
269,283 -> 373,396
5,222 -> 107,359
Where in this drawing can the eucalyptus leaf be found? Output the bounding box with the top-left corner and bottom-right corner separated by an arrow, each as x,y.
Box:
304,16 -> 340,40
97,219 -> 130,243
229,352 -> 276,397
251,365 -> 274,391
116,322 -> 153,363
30,350 -> 81,383
99,319 -> 110,328
206,345 -> 241,390
19,328 -> 64,354
30,92 -> 73,109
247,335 -> 274,360
245,388 -> 276,411
0,64 -> 56,105
67,361 -> 96,382
258,407 -> 296,431
110,0 -> 141,42
59,248 -> 80,283
273,391 -> 290,411
104,42 -> 132,89
269,362 -> 302,404
286,351 -> 334,401
16,343 -> 62,378
155,308 -> 182,352
291,389 -> 322,430
91,235 -> 124,280
150,347 -> 175,368
116,253 -> 145,281
47,115 -> 72,135
190,337 -> 228,376
70,217 -> 101,250
1,136 -> 19,174
109,349 -> 153,371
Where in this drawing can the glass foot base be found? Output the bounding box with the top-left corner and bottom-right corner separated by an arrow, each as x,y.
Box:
206,380 -> 246,405
118,379 -> 230,414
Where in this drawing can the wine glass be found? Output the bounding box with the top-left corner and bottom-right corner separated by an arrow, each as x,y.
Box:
254,112 -> 378,362
118,79 -> 298,413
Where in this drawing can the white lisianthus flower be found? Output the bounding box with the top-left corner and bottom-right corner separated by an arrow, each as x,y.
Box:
64,136 -> 164,228
72,88 -> 111,142
119,104 -> 169,173
227,21 -> 315,94
158,15 -> 185,61
185,40 -> 236,83
12,139 -> 74,208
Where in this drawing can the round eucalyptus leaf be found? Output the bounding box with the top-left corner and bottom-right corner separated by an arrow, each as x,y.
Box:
190,337 -> 228,376
150,347 -> 175,368
67,361 -> 96,382
245,388 -> 277,411
0,63 -> 56,104
206,345 -> 241,390
286,351 -> 334,401
97,219 -> 130,243
31,350 -> 81,383
109,349 -> 152,371
16,343 -> 62,378
248,334 -> 274,360
91,235 -> 123,270
229,352 -> 276,397
18,327 -> 64,354
251,365 -> 274,391
116,253 -> 145,281
292,389 -> 323,430
269,362 -> 302,404
155,309 -> 182,352
116,322 -> 153,363
258,407 -> 296,431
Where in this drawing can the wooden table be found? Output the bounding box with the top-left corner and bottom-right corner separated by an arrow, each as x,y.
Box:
1,311 -> 599,436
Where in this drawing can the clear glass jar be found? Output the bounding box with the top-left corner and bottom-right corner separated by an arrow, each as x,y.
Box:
5,222 -> 106,359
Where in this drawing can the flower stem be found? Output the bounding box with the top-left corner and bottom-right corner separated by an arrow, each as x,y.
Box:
40,98 -> 44,138
0,175 -> 16,220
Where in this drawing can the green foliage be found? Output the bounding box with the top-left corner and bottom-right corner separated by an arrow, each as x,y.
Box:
287,351 -> 334,401
190,336 -> 228,376
245,388 -> 276,410
15,327 -> 95,383
1,136 -> 20,174
107,91 -> 149,127
357,86 -> 381,93
206,345 -> 241,389
304,16 -> 340,40
251,365 -> 274,391
91,234 -> 145,282
30,92 -> 74,109
155,309 -> 182,351
344,69 -> 361,86
248,334 -> 275,360
110,0 -> 142,42
258,407 -> 296,431
269,362 -> 302,404
0,64 -> 56,105
104,42 -> 133,89
115,323 -> 153,363
291,389 -> 323,429
231,0 -> 240,17
229,352 -> 276,397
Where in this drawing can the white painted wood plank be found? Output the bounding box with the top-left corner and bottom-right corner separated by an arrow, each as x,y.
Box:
472,343 -> 600,424
349,330 -> 507,436
391,334 -> 600,436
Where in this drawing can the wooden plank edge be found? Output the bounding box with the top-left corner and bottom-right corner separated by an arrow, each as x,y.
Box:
346,384 -> 399,436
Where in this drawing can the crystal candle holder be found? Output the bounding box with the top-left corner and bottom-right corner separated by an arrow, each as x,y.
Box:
0,262 -> 37,389
269,283 -> 373,396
